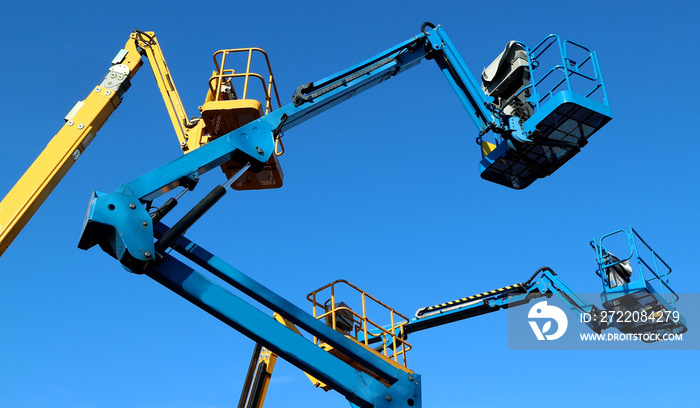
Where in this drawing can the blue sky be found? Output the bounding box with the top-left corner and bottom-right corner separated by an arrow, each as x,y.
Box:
1,1 -> 698,407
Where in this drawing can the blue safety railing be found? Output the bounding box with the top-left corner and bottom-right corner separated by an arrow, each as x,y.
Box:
592,227 -> 679,310
526,34 -> 609,111
478,33 -> 612,189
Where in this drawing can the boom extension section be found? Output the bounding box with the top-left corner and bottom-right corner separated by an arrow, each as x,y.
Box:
407,266 -> 605,334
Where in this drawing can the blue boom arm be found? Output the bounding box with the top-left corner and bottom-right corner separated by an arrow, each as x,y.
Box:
146,222 -> 418,408
280,22 -> 498,136
399,228 -> 688,343
78,23 -> 508,270
406,267 -> 606,334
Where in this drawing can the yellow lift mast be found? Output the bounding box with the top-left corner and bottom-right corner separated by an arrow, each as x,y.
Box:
0,30 -> 282,257
0,34 -> 144,257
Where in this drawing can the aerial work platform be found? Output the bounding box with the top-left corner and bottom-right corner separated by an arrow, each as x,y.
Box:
479,35 -> 611,189
200,48 -> 285,190
405,227 -> 687,341
73,24 -> 624,408
591,227 -> 687,339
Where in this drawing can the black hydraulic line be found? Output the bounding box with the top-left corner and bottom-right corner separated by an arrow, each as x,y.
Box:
183,117 -> 200,129
154,184 -> 226,253
524,266 -> 555,285
154,163 -> 249,253
238,343 -> 263,408
292,56 -> 402,106
133,29 -> 156,48
420,22 -> 436,34
291,26 -> 434,107
150,197 -> 178,224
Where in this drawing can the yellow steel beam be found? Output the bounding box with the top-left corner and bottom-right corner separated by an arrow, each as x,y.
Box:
131,30 -> 204,153
0,38 -> 144,257
238,314 -> 328,408
272,313 -> 329,390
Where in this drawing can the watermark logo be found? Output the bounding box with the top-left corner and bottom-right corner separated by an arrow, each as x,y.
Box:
528,301 -> 568,340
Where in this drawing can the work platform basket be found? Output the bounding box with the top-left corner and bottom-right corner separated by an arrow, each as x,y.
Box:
479,35 -> 612,189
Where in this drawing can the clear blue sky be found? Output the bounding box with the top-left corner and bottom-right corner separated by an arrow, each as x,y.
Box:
1,1 -> 698,407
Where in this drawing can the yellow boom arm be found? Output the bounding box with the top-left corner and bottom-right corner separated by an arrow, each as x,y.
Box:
0,31 -> 195,257
132,30 -> 209,152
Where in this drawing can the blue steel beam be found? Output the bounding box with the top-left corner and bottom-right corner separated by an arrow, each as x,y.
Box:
145,254 -> 421,408
152,222 -> 406,386
425,26 -> 496,134
115,120 -> 276,202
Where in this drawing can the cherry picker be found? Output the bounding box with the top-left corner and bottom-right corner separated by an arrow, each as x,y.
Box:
3,17 -> 676,408
74,23 -> 623,408
236,226 -> 686,408
0,29 -> 282,258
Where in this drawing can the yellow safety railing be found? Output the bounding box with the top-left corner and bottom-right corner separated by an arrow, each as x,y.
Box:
307,280 -> 412,368
209,48 -> 282,115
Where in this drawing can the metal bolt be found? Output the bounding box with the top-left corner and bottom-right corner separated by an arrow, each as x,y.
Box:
110,73 -> 116,78
129,203 -> 136,209
256,146 -> 264,155
408,375 -> 414,381
105,90 -> 111,96
386,396 -> 392,401
77,124 -> 84,130
180,141 -> 186,146
67,121 -> 74,126
142,221 -> 148,226
95,87 -> 101,93
144,251 -> 152,259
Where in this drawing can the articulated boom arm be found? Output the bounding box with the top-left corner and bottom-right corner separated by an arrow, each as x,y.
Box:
0,37 -> 143,257
278,23 -> 498,135
132,30 -> 196,151
407,267 -> 604,334
406,248 -> 687,341
76,24 -> 612,408
77,24 -> 512,270
0,29 -> 213,258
